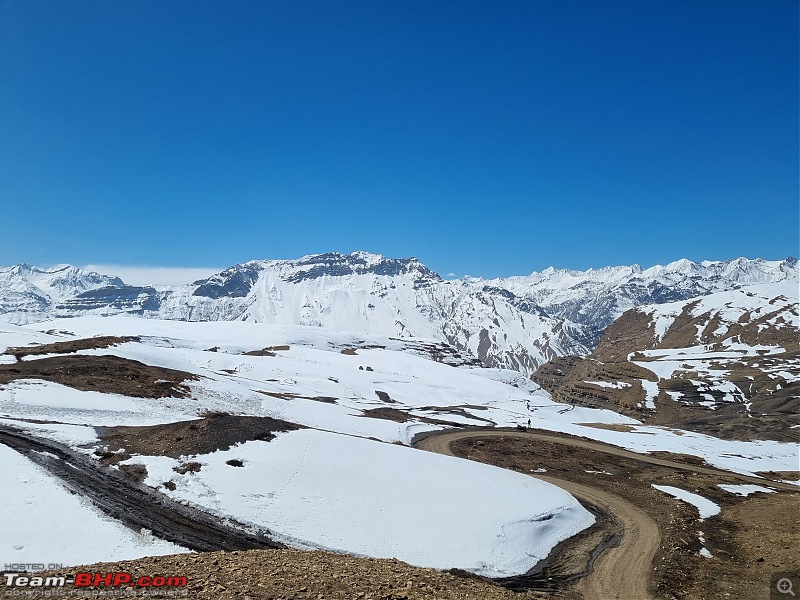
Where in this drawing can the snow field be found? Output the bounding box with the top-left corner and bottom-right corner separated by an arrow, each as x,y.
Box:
126,429 -> 594,577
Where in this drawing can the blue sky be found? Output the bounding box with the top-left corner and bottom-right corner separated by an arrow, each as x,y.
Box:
1,1 -> 797,278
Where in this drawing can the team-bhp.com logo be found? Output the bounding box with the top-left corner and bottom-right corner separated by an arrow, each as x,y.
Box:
4,572 -> 188,589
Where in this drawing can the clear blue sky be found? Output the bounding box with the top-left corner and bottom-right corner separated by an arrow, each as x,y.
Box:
1,0 -> 797,278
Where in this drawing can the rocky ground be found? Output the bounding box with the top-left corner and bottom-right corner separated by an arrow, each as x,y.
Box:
3,335 -> 140,359
0,550 -> 549,600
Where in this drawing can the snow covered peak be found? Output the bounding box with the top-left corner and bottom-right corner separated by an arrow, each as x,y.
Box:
488,256 -> 796,341
192,263 -> 263,299
524,257 -> 794,284
0,264 -> 126,325
191,252 -> 440,297
0,264 -> 123,302
663,258 -> 696,273
284,252 -> 438,282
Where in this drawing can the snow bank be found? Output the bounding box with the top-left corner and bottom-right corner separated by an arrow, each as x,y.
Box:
585,380 -> 631,389
717,484 -> 775,497
129,429 -> 594,577
652,485 -> 720,519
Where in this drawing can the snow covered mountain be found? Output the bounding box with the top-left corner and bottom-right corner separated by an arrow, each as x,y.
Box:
0,253 -> 795,375
534,280 -> 799,441
0,253 -> 596,374
0,264 -> 122,324
490,256 -> 797,344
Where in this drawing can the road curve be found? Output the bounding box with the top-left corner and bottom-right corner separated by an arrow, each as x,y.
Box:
418,429 -> 799,491
416,429 -> 664,600
417,428 -> 796,597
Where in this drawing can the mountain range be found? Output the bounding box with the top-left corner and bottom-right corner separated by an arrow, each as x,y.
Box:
0,253 -> 796,376
533,279 -> 799,441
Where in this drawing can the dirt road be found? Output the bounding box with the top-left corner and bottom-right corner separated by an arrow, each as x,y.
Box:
417,428 -> 797,598
542,475 -> 658,600
417,428 -> 724,599
417,428 -> 798,491
0,424 -> 283,552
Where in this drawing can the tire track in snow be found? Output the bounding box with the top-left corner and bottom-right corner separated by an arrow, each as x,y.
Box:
0,424 -> 284,552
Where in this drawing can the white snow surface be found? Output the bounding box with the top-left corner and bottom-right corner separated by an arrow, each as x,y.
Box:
717,484 -> 776,496
640,380 -> 659,409
7,316 -> 797,477
584,380 -> 631,389
127,429 -> 592,576
652,485 -> 721,519
0,445 -> 187,567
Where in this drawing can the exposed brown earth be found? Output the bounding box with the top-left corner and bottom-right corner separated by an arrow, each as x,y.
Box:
0,354 -> 197,398
533,352 -> 800,442
684,492 -> 800,599
362,406 -> 496,428
1,550 -> 549,600
244,345 -> 292,356
649,359 -> 799,443
591,308 -> 662,362
95,413 -> 304,463
255,390 -> 339,404
533,355 -> 657,415
593,298 -> 798,359
361,407 -> 466,427
2,335 -> 140,359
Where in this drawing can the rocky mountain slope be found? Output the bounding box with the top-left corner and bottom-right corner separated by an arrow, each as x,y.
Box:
533,280 -> 799,441
491,257 -> 797,344
0,253 -> 795,376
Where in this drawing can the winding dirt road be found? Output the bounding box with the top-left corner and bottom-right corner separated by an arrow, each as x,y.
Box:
415,428 -> 796,599
415,429 -> 799,489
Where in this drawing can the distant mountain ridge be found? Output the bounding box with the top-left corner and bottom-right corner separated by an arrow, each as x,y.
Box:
533,279 -> 799,441
0,264 -> 123,322
0,253 -> 795,375
491,256 -> 798,340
